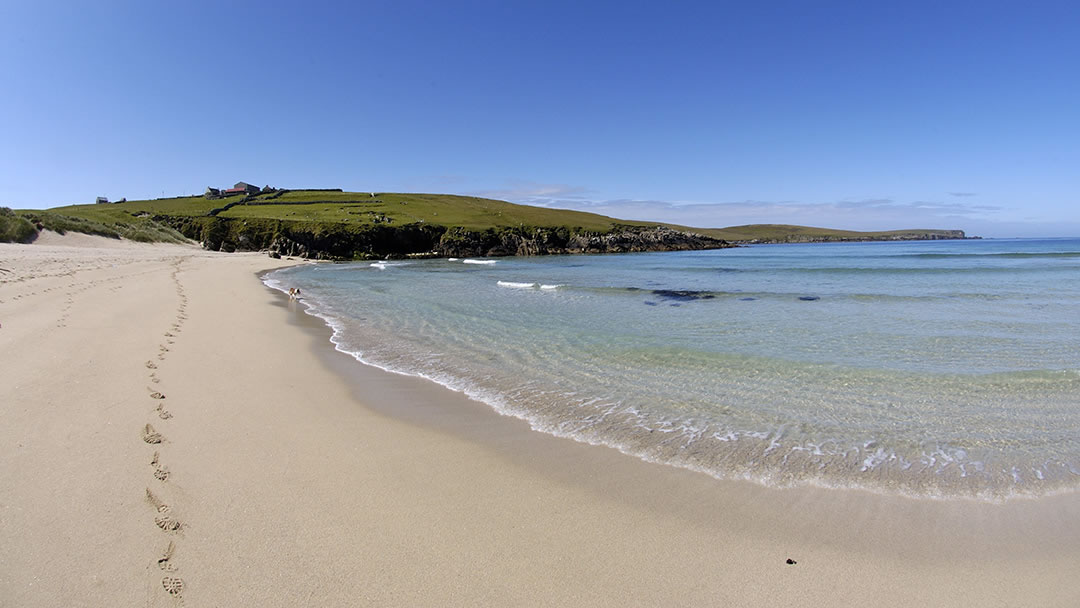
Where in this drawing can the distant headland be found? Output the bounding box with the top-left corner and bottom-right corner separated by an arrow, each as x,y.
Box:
2,184 -> 974,257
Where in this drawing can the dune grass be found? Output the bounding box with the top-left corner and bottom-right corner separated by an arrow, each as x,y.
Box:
10,208 -> 189,243
1,207 -> 39,243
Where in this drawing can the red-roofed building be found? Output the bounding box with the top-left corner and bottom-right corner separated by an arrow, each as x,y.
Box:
204,181 -> 263,199
231,182 -> 260,195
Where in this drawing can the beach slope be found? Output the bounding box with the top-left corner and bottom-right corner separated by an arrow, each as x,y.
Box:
1,233 -> 1078,607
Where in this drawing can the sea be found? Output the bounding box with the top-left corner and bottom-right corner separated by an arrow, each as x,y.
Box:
264,238 -> 1080,501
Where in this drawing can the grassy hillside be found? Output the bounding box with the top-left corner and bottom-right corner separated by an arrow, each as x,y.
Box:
5,190 -> 968,253
46,191 -> 670,233
709,224 -> 966,242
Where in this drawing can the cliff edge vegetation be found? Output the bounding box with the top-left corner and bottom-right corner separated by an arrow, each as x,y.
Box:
4,191 -> 969,257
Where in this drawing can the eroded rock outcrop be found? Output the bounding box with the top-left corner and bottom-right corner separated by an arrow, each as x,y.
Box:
162,215 -> 733,260
435,225 -> 732,257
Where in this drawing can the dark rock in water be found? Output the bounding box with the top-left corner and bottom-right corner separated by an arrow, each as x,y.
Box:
786,558 -> 797,565
798,296 -> 820,301
739,297 -> 757,301
652,289 -> 717,302
644,301 -> 658,306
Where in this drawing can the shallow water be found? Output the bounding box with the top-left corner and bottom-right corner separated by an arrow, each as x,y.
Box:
266,238 -> 1080,500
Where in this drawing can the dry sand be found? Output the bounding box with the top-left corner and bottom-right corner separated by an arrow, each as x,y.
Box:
2,233 -> 1079,607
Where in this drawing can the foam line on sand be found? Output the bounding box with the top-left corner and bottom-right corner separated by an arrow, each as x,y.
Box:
2,233 -> 1079,607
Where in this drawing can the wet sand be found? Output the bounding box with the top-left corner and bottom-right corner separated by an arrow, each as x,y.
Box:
2,232 -> 1079,606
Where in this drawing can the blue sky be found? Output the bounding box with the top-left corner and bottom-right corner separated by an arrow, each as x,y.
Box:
2,1 -> 1077,237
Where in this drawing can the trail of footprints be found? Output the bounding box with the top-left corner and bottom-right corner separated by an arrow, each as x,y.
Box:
4,263 -> 153,324
50,275 -> 125,328
7,255 -> 197,601
10,255 -> 196,602
139,258 -> 190,604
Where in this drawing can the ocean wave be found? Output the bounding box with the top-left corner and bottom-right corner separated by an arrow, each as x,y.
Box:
463,259 -> 497,265
370,261 -> 409,270
496,281 -> 566,290
276,287 -> 1080,501
261,244 -> 1080,503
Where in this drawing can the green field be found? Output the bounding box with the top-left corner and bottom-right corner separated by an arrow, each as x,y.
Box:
710,223 -> 966,242
43,191 -> 670,233
2,190 -> 967,250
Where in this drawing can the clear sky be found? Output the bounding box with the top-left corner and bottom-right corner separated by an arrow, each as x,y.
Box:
2,1 -> 1077,237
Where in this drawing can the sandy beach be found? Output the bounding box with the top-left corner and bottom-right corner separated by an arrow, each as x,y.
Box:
2,233 -> 1079,607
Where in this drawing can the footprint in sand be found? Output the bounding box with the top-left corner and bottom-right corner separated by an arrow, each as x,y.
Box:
162,576 -> 184,598
142,424 -> 163,444
157,541 -> 177,571
146,489 -> 183,532
146,360 -> 157,369
151,452 -> 170,481
145,488 -> 170,514
156,403 -> 173,420
149,389 -> 165,400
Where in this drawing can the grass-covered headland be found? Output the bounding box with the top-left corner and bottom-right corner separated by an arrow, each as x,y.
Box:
2,190 -> 970,258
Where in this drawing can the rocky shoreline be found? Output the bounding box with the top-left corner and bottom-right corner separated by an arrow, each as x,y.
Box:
159,215 -> 974,260
159,216 -> 736,259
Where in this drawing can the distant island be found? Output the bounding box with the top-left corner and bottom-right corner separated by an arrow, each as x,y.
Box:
2,185 -> 973,258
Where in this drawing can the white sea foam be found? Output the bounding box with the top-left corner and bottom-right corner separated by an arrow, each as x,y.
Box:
267,271 -> 1080,503
463,259 -> 497,265
262,238 -> 1080,503
370,261 -> 409,270
262,275 -> 288,293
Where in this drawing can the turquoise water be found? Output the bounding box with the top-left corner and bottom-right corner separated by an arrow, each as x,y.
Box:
265,238 -> 1080,500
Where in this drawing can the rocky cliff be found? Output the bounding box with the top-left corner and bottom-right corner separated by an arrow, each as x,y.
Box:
435,225 -> 732,257
160,216 -> 733,259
